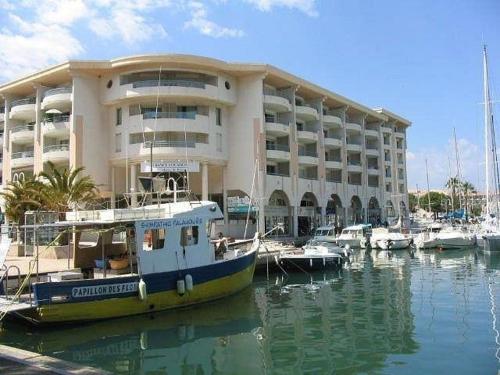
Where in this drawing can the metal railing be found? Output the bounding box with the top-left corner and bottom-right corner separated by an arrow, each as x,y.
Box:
366,144 -> 379,150
142,111 -> 197,120
299,173 -> 318,180
44,144 -> 69,153
44,87 -> 72,98
325,157 -> 341,162
326,177 -> 342,183
11,151 -> 34,159
298,149 -> 317,157
367,165 -> 379,170
267,172 -> 290,177
11,98 -> 35,108
265,116 -> 289,126
347,160 -> 362,166
44,114 -> 71,124
263,88 -> 289,100
132,79 -> 206,89
143,140 -> 196,148
11,124 -> 34,133
266,143 -> 290,152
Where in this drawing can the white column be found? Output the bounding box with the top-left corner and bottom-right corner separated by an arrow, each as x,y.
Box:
110,166 -> 116,209
130,164 -> 137,207
201,161 -> 208,201
222,166 -> 229,234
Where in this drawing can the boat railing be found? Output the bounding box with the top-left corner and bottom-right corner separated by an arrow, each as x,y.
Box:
0,265 -> 21,300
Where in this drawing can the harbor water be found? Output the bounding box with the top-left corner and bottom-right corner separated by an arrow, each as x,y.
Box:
1,248 -> 499,374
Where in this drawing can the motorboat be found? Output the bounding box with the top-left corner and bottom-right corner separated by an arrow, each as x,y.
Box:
376,233 -> 412,250
414,224 -> 476,249
0,193 -> 262,324
312,225 -> 336,243
336,224 -> 372,248
277,240 -> 344,270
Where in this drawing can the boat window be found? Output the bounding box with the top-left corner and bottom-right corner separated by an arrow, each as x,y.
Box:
205,220 -> 213,237
328,230 -> 334,236
181,226 -> 199,246
143,229 -> 165,251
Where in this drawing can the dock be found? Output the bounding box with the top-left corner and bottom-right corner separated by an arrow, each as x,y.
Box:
0,344 -> 110,374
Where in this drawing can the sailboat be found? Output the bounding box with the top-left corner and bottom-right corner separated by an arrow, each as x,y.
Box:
480,45 -> 500,252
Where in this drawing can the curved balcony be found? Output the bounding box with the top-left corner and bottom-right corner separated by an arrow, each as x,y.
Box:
322,114 -> 342,128
43,115 -> 71,137
266,144 -> 290,161
129,112 -> 209,134
365,129 -> 379,138
347,163 -> 363,173
324,137 -> 342,148
365,148 -> 380,156
42,144 -> 69,163
42,87 -> 72,110
265,121 -> 290,136
367,167 -> 380,175
11,151 -> 34,168
296,130 -> 318,142
110,80 -> 234,106
298,150 -> 318,166
10,98 -> 36,121
346,143 -> 362,152
127,140 -> 211,160
345,122 -> 362,133
325,160 -> 342,169
295,105 -> 319,121
263,94 -> 292,113
11,124 -> 35,144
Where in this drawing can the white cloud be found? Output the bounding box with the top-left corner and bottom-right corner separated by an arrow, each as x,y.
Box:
245,0 -> 318,16
407,137 -> 484,192
184,1 -> 245,38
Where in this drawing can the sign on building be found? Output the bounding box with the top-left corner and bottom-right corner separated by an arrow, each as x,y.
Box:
141,160 -> 200,173
227,196 -> 258,213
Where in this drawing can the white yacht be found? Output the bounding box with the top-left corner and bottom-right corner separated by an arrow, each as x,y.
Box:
376,232 -> 412,250
312,225 -> 337,243
414,224 -> 476,249
336,224 -> 372,248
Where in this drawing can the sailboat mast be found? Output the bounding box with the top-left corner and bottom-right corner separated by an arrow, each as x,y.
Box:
425,158 -> 432,213
484,45 -> 491,215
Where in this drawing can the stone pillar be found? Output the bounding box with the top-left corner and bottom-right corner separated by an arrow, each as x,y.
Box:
293,204 -> 299,238
110,166 -> 116,209
130,164 -> 137,207
222,166 -> 229,233
201,161 -> 208,201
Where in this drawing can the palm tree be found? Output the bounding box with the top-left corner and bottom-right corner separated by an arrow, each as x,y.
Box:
39,161 -> 99,214
445,177 -> 461,210
461,181 -> 476,216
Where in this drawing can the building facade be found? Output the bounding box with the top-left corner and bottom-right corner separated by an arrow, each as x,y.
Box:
0,55 -> 410,237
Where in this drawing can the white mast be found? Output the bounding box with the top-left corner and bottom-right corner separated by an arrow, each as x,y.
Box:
484,45 -> 490,215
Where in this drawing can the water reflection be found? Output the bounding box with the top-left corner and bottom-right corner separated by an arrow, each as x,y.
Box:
1,248 -> 499,374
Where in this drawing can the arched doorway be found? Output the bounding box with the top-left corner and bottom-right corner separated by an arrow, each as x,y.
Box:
399,201 -> 407,217
265,190 -> 292,236
225,190 -> 257,238
326,194 -> 344,229
298,192 -> 319,236
348,195 -> 363,225
368,197 -> 381,226
385,200 -> 395,219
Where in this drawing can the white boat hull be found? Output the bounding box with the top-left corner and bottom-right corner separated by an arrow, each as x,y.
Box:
376,238 -> 411,250
483,234 -> 500,252
337,238 -> 362,248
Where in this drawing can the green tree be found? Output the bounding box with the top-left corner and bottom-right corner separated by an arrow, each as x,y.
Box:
445,177 -> 461,210
461,180 -> 476,215
0,177 -> 44,225
419,191 -> 451,213
408,193 -> 419,212
39,161 -> 99,214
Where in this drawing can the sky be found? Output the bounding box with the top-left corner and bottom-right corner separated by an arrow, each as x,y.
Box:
0,0 -> 499,191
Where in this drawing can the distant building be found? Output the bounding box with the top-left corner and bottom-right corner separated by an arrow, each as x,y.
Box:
0,54 -> 410,237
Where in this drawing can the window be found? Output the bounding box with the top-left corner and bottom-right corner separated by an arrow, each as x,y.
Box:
115,133 -> 122,152
216,108 -> 222,126
181,226 -> 199,246
143,229 -> 165,251
267,165 -> 276,174
216,133 -> 222,152
116,107 -> 122,126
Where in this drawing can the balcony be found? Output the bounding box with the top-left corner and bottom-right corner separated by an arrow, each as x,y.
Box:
365,147 -> 380,156
265,121 -> 290,136
347,162 -> 362,173
298,149 -> 318,165
323,114 -> 342,128
365,129 -> 379,138
296,130 -> 318,142
324,137 -> 342,148
11,124 -> 35,144
10,98 -> 36,121
325,160 -> 342,169
266,143 -> 290,161
346,143 -> 362,152
43,115 -> 71,137
295,105 -> 319,121
129,111 -> 209,134
263,90 -> 292,112
42,144 -> 69,163
42,87 -> 72,110
128,140 -> 210,159
345,122 -> 362,133
11,151 -> 34,168
367,166 -> 379,175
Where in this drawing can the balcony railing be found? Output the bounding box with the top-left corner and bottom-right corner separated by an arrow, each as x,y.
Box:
326,177 -> 342,183
44,144 -> 69,153
267,172 -> 290,177
132,80 -> 205,89
143,111 -> 197,120
266,143 -> 290,152
347,160 -> 362,166
299,173 -> 318,180
263,88 -> 288,99
11,98 -> 35,108
143,140 -> 197,148
12,151 -> 34,159
44,87 -> 72,98
44,114 -> 71,123
367,165 -> 379,170
298,149 -> 318,157
265,116 -> 289,125
325,157 -> 342,162
11,124 -> 34,133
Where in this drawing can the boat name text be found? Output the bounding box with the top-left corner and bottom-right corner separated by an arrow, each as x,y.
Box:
140,217 -> 203,229
72,282 -> 138,298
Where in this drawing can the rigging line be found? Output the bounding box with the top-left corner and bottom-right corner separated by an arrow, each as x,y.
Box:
183,120 -> 190,194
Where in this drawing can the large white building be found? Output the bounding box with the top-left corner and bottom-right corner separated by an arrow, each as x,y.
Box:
0,55 -> 410,237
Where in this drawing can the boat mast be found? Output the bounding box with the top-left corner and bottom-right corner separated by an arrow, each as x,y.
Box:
484,45 -> 490,216
425,158 -> 432,213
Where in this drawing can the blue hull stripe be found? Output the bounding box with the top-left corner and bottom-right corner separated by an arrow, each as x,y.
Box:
34,251 -> 257,305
